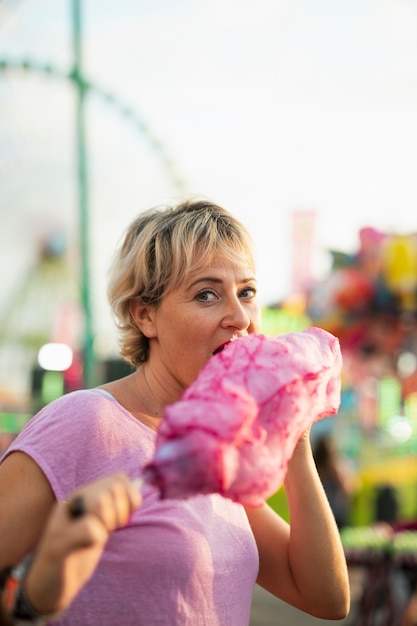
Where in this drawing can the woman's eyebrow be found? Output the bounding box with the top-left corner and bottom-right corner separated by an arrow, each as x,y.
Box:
186,276 -> 223,290
186,275 -> 256,291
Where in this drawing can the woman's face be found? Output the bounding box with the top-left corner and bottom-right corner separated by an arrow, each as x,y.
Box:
145,255 -> 261,391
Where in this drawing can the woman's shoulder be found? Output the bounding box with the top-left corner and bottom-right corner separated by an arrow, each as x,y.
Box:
41,387 -> 113,407
34,388 -> 119,420
3,388 -> 146,499
11,389 -> 124,448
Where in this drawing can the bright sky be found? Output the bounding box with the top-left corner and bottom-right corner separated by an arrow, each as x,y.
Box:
1,0 -> 417,346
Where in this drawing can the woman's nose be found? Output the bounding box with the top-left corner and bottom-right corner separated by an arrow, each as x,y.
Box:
222,297 -> 251,330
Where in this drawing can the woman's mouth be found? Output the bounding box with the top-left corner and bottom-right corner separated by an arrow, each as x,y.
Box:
213,337 -> 237,355
213,335 -> 245,356
213,341 -> 231,356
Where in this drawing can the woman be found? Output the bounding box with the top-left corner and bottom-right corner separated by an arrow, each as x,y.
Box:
0,199 -> 350,625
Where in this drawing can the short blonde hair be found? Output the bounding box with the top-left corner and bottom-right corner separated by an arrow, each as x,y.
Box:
107,198 -> 256,366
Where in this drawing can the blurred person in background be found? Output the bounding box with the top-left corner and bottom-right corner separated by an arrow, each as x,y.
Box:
313,433 -> 355,529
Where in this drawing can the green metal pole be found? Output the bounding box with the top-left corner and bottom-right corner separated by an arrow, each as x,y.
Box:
72,0 -> 95,387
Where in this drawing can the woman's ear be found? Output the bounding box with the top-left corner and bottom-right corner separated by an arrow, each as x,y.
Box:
129,300 -> 157,338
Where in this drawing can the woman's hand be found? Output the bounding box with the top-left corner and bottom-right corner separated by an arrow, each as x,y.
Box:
24,473 -> 141,618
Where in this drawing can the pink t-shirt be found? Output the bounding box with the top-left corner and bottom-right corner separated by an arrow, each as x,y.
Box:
3,389 -> 259,625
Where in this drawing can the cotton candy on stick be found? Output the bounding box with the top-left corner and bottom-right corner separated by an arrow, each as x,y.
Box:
143,327 -> 342,507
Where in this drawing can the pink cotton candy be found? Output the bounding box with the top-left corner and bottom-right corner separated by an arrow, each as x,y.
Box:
144,326 -> 342,507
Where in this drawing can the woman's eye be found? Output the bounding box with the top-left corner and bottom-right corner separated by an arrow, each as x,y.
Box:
196,289 -> 217,302
240,286 -> 257,299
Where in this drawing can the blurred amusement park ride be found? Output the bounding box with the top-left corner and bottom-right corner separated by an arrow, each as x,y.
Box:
2,221 -> 417,527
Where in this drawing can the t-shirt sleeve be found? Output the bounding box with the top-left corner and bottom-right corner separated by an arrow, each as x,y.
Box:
1,390 -> 136,501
